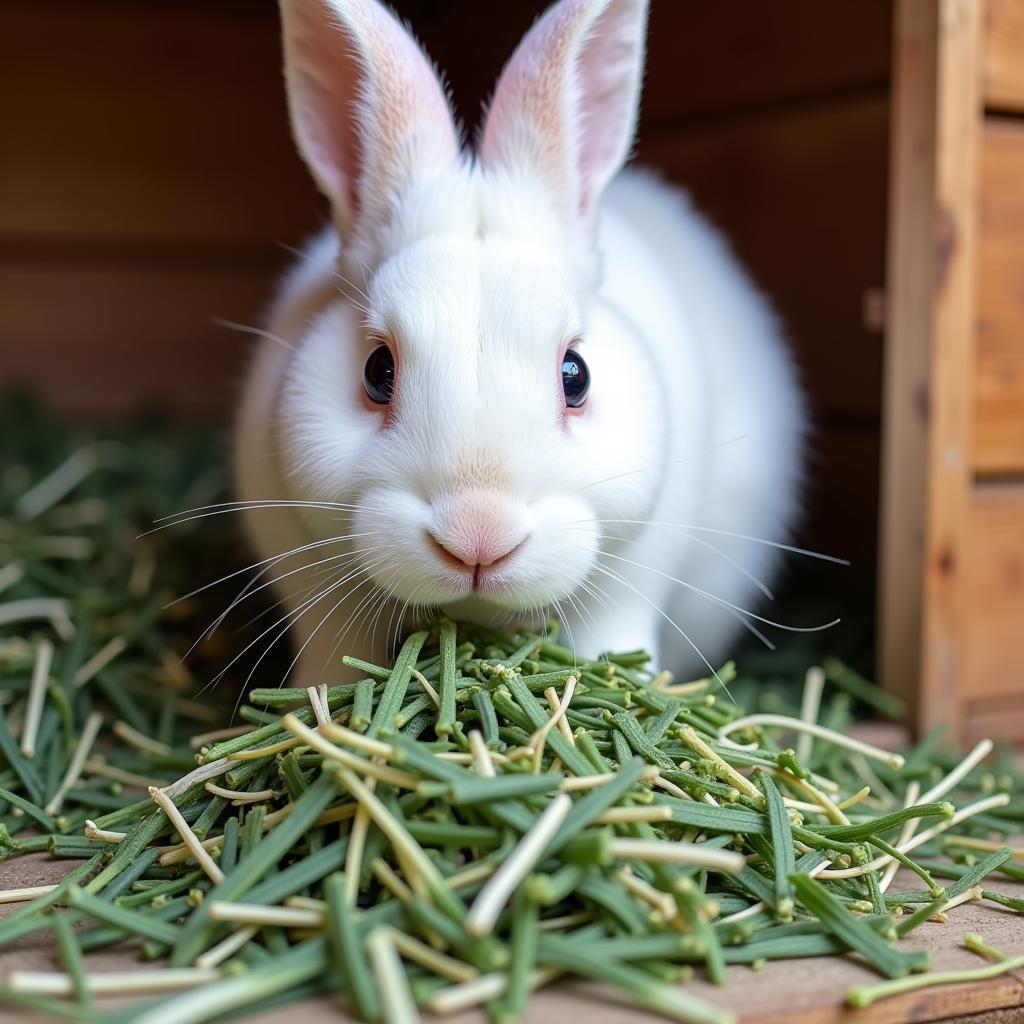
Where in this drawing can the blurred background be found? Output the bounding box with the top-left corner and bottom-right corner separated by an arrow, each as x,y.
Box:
1,1 -> 1020,740
0,0 -> 890,565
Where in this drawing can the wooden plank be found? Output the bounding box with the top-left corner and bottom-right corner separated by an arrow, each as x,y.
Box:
918,0 -> 985,738
960,483 -> 1024,714
878,0 -> 941,727
964,694 -> 1024,746
880,0 -> 984,739
641,96 -> 889,422
0,0 -> 892,248
984,0 -> 1024,111
973,119 -> 1024,474
393,1 -> 892,132
0,263 -> 276,417
641,0 -> 892,127
0,0 -> 322,246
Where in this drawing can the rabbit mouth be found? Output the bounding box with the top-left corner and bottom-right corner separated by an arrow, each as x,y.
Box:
423,528 -> 532,593
425,532 -> 529,594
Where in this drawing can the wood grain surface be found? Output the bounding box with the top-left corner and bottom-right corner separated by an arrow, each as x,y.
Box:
878,0 -> 942,729
1,852 -> 1022,1024
974,119 -> 1024,475
984,0 -> 1024,112
960,483 -> 1024,716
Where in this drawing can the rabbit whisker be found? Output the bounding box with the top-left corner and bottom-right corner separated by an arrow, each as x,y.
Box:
576,518 -> 848,566
575,432 -> 750,493
590,561 -> 723,690
595,550 -> 838,634
211,316 -> 294,351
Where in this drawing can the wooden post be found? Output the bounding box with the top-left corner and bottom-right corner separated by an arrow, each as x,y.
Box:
879,0 -> 982,735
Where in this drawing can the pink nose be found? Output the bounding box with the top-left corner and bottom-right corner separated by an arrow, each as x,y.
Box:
429,532 -> 520,570
429,490 -> 526,579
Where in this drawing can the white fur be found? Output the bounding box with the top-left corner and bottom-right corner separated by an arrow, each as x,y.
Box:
234,0 -> 805,683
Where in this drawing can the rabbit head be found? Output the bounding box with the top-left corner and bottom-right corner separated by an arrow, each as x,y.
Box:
275,0 -> 663,625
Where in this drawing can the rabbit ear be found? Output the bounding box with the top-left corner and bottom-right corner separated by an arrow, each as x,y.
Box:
480,0 -> 648,227
280,0 -> 459,234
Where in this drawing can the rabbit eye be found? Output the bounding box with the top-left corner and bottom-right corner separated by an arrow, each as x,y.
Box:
561,349 -> 590,408
363,344 -> 395,404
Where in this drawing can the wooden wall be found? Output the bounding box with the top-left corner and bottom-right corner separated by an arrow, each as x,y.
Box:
0,0 -> 892,571
880,0 -> 1024,741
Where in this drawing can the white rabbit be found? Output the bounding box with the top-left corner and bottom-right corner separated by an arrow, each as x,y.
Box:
234,0 -> 806,685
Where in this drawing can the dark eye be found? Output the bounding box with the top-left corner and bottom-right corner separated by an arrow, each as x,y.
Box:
363,344 -> 395,404
561,349 -> 590,408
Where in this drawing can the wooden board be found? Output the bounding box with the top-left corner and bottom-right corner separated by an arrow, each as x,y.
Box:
984,0 -> 1024,112
0,0 -> 892,249
0,1 -> 321,247
0,264 -> 278,418
918,0 -> 984,737
879,0 -> 942,728
641,96 -> 889,422
961,483 -> 1024,705
353,0 -> 892,134
973,120 -> 1024,475
879,0 -> 986,738
2,852 -> 1023,1024
628,79 -> 889,587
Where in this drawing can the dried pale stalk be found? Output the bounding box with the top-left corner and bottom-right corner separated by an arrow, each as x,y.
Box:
83,758 -> 171,791
14,445 -> 100,520
84,820 -> 126,844
607,838 -> 746,872
944,836 -> 1024,860
190,725 -> 254,749
595,806 -> 673,825
366,927 -> 419,1024
881,781 -> 921,892
719,714 -> 905,770
817,794 -> 1011,879
467,730 -> 494,777
0,884 -> 58,905
0,598 -> 74,640
467,794 -> 573,937
113,720 -> 174,757
74,636 -> 127,688
544,686 -> 576,745
411,669 -> 441,707
194,926 -> 258,969
20,638 -> 53,758
426,968 -> 561,1014
208,901 -> 322,929
306,686 -> 331,728
529,675 -> 577,771
796,666 -> 825,764
678,725 -> 761,799
204,783 -> 275,805
319,721 -> 392,759
384,926 -> 478,983
8,968 -> 219,996
284,715 -> 419,788
160,757 -> 231,798
919,740 -> 994,805
149,787 -> 224,884
46,711 -> 103,815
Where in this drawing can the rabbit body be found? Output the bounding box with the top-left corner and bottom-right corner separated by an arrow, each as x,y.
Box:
234,0 -> 805,684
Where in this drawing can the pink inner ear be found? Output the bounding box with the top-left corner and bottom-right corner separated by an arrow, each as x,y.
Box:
574,0 -> 647,213
480,0 -> 648,224
282,0 -> 459,231
283,3 -> 365,222
480,0 -> 589,204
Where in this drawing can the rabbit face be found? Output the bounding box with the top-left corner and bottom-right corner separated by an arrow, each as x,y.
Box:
276,165 -> 666,618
